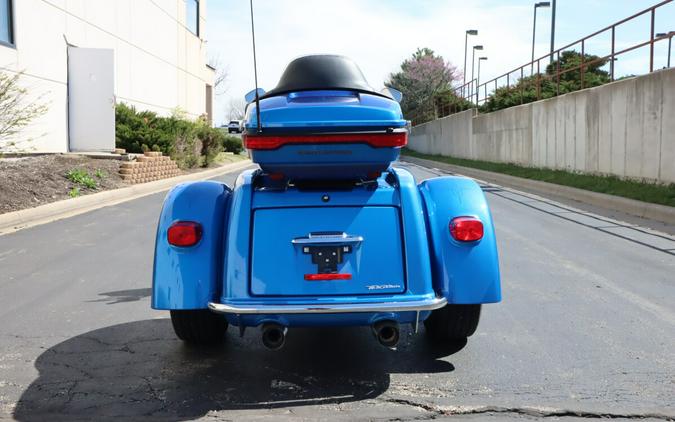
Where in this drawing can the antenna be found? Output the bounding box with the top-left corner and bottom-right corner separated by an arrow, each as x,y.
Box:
249,0 -> 262,133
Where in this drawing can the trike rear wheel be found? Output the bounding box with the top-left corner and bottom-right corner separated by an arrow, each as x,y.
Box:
170,310 -> 228,345
424,304 -> 481,342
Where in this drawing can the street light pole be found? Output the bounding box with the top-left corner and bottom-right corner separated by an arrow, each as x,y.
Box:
550,0 -> 557,64
464,29 -> 478,98
532,2 -> 550,75
477,57 -> 487,105
471,45 -> 483,103
656,32 -> 673,68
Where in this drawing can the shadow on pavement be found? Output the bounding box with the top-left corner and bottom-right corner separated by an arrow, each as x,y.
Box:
88,288 -> 153,304
14,319 -> 464,421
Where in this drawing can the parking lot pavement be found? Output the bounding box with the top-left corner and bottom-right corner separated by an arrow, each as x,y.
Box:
0,163 -> 673,421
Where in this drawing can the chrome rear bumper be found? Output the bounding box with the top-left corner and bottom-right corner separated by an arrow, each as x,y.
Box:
207,297 -> 447,315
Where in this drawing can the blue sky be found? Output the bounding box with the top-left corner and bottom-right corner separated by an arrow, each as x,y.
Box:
207,0 -> 675,124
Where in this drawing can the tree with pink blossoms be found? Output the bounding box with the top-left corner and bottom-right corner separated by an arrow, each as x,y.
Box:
387,48 -> 461,124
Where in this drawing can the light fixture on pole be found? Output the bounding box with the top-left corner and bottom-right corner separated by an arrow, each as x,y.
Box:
477,57 -> 488,104
532,2 -> 550,75
463,29 -> 478,98
471,45 -> 483,101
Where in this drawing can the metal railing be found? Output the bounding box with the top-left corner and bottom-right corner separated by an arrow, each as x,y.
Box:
448,0 -> 674,110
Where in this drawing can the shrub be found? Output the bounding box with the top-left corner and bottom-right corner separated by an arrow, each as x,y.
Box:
0,71 -> 49,152
479,51 -> 610,113
222,134 -> 243,154
115,103 -> 232,169
197,122 -> 225,167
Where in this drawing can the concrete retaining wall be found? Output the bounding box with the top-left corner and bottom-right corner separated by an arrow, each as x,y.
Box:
409,67 -> 675,184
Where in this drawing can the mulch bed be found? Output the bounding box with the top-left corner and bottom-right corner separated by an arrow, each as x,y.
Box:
0,154 -> 127,214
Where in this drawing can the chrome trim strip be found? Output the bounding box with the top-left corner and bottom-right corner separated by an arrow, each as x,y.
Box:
208,297 -> 447,315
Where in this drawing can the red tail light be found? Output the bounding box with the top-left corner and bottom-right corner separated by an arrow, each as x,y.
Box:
244,131 -> 407,150
167,221 -> 202,247
304,273 -> 352,281
449,217 -> 484,242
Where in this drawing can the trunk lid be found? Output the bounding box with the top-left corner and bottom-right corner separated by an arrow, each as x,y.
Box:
250,206 -> 405,296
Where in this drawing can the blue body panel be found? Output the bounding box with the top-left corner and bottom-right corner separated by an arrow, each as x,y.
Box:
419,177 -> 501,304
248,143 -> 401,180
251,206 -> 406,296
152,181 -> 231,309
245,91 -> 407,131
245,91 -> 406,180
152,169 -> 502,326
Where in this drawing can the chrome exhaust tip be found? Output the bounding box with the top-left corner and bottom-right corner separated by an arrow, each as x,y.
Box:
261,323 -> 287,350
372,320 -> 400,348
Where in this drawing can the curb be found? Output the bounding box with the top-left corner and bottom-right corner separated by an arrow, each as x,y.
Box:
401,155 -> 675,226
0,159 -> 253,236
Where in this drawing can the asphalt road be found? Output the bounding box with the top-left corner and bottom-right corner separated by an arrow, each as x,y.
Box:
0,161 -> 674,421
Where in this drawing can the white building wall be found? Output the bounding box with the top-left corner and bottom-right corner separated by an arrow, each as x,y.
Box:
0,0 -> 214,152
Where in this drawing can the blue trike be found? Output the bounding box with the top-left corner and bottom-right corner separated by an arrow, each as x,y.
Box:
152,55 -> 500,350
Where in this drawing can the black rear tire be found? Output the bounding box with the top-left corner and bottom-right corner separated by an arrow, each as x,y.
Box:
424,304 -> 481,342
170,310 -> 228,345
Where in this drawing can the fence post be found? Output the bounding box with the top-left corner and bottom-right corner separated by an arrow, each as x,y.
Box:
611,25 -> 616,81
581,39 -> 585,89
520,67 -> 524,105
536,60 -> 541,100
649,8 -> 655,72
556,50 -> 560,95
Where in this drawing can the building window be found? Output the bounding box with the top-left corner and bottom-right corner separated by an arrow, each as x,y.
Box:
186,0 -> 199,36
0,0 -> 13,46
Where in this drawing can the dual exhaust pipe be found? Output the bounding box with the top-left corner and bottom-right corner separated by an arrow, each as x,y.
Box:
260,320 -> 400,350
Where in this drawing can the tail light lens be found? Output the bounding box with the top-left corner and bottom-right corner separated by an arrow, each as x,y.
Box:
167,221 -> 202,247
449,217 -> 484,242
244,131 -> 407,150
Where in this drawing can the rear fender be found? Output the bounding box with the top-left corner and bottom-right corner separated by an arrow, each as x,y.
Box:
152,181 -> 231,309
419,177 -> 501,304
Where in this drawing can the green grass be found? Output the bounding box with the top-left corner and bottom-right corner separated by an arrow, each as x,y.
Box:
402,148 -> 675,207
213,151 -> 248,165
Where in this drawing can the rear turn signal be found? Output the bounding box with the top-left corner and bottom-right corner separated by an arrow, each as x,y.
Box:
167,221 -> 202,247
449,217 -> 484,242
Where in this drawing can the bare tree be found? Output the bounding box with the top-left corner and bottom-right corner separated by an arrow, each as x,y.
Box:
0,71 -> 49,152
227,98 -> 247,121
208,56 -> 229,96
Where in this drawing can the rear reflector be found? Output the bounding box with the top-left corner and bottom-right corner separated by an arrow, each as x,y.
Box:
449,217 -> 484,242
244,131 -> 407,150
167,221 -> 202,247
304,273 -> 352,281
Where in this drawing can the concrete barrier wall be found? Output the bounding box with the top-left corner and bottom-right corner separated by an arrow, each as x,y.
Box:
409,67 -> 675,184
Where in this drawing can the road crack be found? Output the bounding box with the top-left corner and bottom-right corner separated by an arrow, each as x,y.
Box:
378,397 -> 675,420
